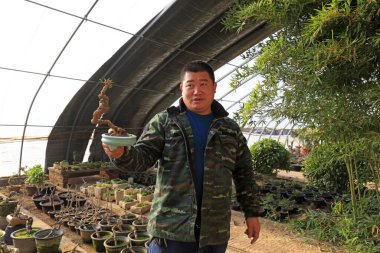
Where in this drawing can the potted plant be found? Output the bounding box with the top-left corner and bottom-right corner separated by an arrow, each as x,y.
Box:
124,188 -> 140,199
33,228 -> 64,253
79,224 -> 95,243
127,230 -> 150,247
112,220 -> 134,237
119,213 -> 138,225
119,196 -> 139,210
91,230 -> 113,253
7,175 -> 22,193
24,165 -> 45,196
136,188 -> 154,202
131,217 -> 148,232
11,226 -> 42,253
91,78 -> 136,149
130,202 -> 152,215
0,192 -> 18,217
103,235 -> 129,253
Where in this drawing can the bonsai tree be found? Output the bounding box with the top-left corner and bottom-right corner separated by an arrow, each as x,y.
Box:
250,138 -> 290,175
91,78 -> 126,136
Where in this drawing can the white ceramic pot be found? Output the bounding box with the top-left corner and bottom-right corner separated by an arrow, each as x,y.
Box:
101,133 -> 136,149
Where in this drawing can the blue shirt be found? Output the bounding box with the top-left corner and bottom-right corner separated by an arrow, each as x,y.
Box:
186,110 -> 214,209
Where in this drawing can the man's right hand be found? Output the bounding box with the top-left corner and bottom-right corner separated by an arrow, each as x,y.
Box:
102,143 -> 124,159
102,128 -> 125,159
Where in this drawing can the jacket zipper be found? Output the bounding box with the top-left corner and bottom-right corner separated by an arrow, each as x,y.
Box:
172,119 -> 197,221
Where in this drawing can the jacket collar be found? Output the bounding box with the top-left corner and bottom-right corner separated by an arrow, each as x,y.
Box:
175,98 -> 229,118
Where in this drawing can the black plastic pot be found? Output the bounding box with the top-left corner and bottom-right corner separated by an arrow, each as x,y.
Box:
39,199 -> 63,214
32,195 -> 48,210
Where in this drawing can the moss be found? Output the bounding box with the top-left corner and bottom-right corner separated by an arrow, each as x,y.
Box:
14,228 -> 41,238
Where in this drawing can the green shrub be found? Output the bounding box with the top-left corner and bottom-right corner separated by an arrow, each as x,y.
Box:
25,164 -> 45,186
303,142 -> 373,193
250,139 -> 290,175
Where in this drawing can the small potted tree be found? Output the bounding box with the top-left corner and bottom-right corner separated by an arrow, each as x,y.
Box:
91,78 -> 136,148
24,164 -> 45,196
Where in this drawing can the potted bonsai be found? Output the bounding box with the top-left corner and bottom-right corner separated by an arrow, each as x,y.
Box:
10,217 -> 42,253
0,192 -> 18,218
127,230 -> 150,247
24,164 -> 45,196
103,235 -> 129,253
131,217 -> 148,232
33,227 -> 64,253
91,78 -> 136,149
91,230 -> 113,253
7,174 -> 23,193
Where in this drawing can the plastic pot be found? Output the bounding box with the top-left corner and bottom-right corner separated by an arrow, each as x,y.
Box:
132,218 -> 148,232
79,224 -> 95,243
112,224 -> 134,237
11,227 -> 42,253
33,228 -> 64,253
121,246 -> 147,253
119,213 -> 138,225
91,231 -> 113,253
39,199 -> 63,214
128,231 -> 150,246
103,236 -> 128,253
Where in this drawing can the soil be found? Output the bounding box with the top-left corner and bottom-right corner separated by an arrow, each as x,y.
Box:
0,172 -> 344,253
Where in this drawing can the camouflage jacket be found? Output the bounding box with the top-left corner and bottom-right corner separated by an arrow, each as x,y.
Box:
113,99 -> 261,247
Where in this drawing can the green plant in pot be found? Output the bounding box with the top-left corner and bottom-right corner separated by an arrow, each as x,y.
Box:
128,230 -> 150,247
11,227 -> 42,253
91,230 -> 113,253
250,138 -> 290,175
33,228 -> 64,253
103,235 -> 129,253
0,192 -> 18,217
25,164 -> 45,196
7,174 -> 22,193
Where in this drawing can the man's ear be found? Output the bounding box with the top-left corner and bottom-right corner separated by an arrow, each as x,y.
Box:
180,83 -> 183,92
214,82 -> 217,93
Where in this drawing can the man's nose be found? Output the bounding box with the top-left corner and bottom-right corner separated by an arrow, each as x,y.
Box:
193,85 -> 201,94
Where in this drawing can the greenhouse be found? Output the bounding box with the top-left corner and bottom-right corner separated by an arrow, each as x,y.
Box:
0,1 -> 379,253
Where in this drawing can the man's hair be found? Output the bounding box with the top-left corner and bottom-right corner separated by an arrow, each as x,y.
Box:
180,60 -> 215,83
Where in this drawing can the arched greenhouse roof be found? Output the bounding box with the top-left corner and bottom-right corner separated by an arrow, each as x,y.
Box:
0,0 -> 295,175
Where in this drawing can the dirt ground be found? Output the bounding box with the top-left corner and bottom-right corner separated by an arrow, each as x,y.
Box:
0,171 -> 344,253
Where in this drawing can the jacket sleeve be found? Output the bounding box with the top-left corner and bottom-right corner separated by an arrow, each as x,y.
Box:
113,112 -> 166,171
233,129 -> 262,218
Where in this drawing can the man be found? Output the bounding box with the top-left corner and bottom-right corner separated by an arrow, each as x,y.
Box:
103,60 -> 261,253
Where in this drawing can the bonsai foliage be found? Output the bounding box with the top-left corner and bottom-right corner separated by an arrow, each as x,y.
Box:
223,0 -> 380,218
25,164 -> 45,187
250,138 -> 290,175
91,78 -> 126,136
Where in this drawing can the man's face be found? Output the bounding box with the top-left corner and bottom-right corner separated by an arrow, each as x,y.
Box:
180,71 -> 216,115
